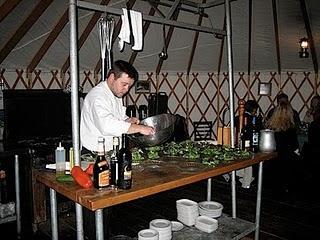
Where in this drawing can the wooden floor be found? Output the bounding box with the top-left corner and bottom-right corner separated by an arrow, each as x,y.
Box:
2,162 -> 320,240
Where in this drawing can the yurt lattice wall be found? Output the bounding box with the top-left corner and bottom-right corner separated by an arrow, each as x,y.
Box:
0,69 -> 318,140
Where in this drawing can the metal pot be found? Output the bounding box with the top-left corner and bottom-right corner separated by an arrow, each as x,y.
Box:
259,129 -> 276,152
128,113 -> 176,147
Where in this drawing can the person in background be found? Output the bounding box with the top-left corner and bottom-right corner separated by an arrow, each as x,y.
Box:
80,60 -> 155,153
266,100 -> 299,193
303,95 -> 320,123
80,60 -> 155,240
235,99 -> 264,132
266,92 -> 301,128
302,104 -> 320,186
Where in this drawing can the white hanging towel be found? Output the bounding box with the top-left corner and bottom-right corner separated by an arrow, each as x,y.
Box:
130,10 -> 142,51
118,8 -> 143,51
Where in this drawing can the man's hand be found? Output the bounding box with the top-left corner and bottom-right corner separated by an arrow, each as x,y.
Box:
140,125 -> 155,135
125,117 -> 140,124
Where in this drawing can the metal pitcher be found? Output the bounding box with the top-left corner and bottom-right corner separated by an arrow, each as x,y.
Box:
259,129 -> 276,152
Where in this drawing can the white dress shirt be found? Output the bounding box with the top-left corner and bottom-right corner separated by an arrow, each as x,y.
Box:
80,81 -> 130,151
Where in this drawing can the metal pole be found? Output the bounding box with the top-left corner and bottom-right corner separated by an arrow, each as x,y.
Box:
231,170 -> 236,218
14,155 -> 21,239
50,189 -> 58,240
206,178 -> 212,201
225,0 -> 235,148
69,0 -> 80,166
95,209 -> 104,240
225,0 -> 237,218
75,204 -> 84,240
69,1 -> 84,240
255,162 -> 263,240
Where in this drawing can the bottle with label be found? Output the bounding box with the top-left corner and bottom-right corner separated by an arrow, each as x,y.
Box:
55,142 -> 66,178
93,137 -> 110,189
117,134 -> 132,190
110,136 -> 119,187
240,117 -> 251,151
251,116 -> 259,153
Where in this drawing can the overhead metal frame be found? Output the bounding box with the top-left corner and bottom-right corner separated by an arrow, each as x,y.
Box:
68,1 -> 236,239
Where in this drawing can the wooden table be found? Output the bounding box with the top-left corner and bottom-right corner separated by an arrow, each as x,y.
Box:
34,152 -> 276,240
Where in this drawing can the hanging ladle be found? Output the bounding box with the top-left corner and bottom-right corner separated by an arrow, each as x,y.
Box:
159,24 -> 168,60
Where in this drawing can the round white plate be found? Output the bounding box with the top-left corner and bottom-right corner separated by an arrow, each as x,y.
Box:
171,221 -> 183,231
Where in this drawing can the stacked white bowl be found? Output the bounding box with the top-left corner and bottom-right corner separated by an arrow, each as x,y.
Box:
149,219 -> 172,240
176,199 -> 199,226
195,216 -> 218,233
138,229 -> 159,240
198,201 -> 223,218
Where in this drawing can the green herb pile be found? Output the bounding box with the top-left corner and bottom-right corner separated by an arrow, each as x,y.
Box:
131,140 -> 252,166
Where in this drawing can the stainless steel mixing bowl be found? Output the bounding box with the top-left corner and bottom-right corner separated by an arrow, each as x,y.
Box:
128,113 -> 176,147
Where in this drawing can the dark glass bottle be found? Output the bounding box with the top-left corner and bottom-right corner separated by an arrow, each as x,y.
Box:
110,136 -> 120,187
240,117 -> 251,151
117,134 -> 132,190
0,168 -> 8,203
93,137 -> 110,189
251,116 -> 259,152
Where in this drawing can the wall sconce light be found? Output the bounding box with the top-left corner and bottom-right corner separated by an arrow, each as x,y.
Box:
299,37 -> 309,58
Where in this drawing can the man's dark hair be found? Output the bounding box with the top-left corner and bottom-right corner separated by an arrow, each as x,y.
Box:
108,60 -> 138,82
276,93 -> 289,104
245,100 -> 259,114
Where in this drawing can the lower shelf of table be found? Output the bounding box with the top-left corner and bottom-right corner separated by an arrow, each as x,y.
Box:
0,215 -> 16,224
172,214 -> 256,240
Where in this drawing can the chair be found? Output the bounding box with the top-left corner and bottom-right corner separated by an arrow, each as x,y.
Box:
193,121 -> 213,141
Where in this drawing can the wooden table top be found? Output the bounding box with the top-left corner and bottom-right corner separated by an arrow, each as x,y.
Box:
34,152 -> 276,211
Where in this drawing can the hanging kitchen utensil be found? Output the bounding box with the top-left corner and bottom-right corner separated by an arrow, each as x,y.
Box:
106,16 -> 114,72
98,16 -> 108,81
217,107 -> 232,146
159,24 -> 168,60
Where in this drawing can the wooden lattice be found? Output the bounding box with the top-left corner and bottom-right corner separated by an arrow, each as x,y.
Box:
1,69 -> 319,140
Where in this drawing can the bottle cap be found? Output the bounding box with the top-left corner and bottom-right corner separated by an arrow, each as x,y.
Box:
56,142 -> 65,151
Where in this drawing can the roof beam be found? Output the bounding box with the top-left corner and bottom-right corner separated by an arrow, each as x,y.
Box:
27,10 -> 69,73
217,15 -> 226,75
0,0 -> 53,64
166,0 -> 181,20
247,0 -> 252,75
61,0 -> 111,74
77,0 -> 225,35
0,0 -> 21,23
156,9 -> 180,75
299,0 -> 318,74
144,0 -> 208,17
198,0 -> 238,8
272,0 -> 281,74
187,0 -> 206,75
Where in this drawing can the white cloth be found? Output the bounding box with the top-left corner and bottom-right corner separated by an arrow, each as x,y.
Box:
236,167 -> 254,188
80,81 -> 130,152
118,8 -> 143,51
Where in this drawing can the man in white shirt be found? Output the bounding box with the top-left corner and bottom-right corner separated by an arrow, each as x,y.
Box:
80,60 -> 154,152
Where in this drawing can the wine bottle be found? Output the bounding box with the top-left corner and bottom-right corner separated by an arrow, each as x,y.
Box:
117,134 -> 132,190
110,136 -> 120,187
93,137 -> 110,189
240,117 -> 251,151
251,116 -> 259,153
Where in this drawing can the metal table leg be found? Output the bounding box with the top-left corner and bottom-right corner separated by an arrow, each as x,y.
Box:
255,161 -> 263,240
14,155 -> 21,239
206,178 -> 212,201
95,209 -> 104,240
231,170 -> 236,218
75,203 -> 84,240
50,188 -> 58,240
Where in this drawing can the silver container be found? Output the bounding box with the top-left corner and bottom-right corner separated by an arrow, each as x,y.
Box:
128,113 -> 176,147
259,129 -> 276,152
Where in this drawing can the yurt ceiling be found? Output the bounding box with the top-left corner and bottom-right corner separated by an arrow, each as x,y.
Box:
0,0 -> 319,74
